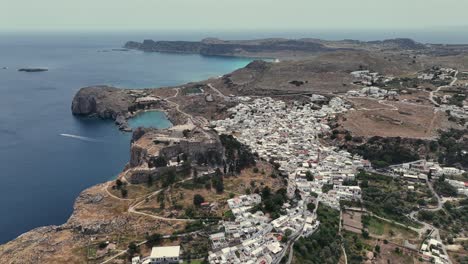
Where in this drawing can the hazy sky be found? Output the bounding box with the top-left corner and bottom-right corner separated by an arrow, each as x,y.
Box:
1,0 -> 467,31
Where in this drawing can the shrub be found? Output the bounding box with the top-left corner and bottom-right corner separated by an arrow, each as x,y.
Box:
193,194 -> 205,207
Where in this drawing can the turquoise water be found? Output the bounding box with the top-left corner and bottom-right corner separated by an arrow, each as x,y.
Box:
129,111 -> 173,129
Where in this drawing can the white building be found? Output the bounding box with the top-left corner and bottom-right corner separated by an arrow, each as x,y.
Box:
143,246 -> 180,264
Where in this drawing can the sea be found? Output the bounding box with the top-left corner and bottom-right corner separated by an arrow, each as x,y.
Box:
0,29 -> 466,244
0,32 -> 252,244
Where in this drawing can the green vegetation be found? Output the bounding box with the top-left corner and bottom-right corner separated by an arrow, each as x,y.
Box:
417,198 -> 468,236
179,172 -> 212,190
322,184 -> 334,193
181,220 -> 205,233
362,215 -> 418,239
293,204 -> 341,264
436,129 -> 468,168
220,134 -> 256,174
223,210 -> 235,221
342,232 -> 373,264
357,171 -> 425,227
447,93 -> 467,107
98,241 -> 108,249
182,129 -> 191,138
161,168 -> 177,188
150,156 -> 168,168
305,171 -> 314,181
127,242 -> 139,257
349,136 -> 419,168
433,176 -> 458,197
180,235 -> 210,262
182,86 -> 203,95
211,169 -> 224,193
193,194 -> 205,207
252,187 -> 288,219
146,233 -> 163,247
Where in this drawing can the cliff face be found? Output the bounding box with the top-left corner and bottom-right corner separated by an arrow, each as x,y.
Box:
71,85 -> 134,119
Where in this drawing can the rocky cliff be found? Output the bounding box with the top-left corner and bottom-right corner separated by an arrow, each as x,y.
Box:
71,85 -> 134,119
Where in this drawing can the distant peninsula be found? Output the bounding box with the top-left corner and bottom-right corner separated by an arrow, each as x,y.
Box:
124,37 -> 468,59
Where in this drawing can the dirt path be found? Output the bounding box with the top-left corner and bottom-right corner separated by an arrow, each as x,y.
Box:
207,83 -> 228,100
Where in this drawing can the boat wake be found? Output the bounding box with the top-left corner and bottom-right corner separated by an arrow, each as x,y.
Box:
59,134 -> 101,142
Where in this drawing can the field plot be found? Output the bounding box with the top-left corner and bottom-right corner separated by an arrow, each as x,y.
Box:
343,98 -> 451,139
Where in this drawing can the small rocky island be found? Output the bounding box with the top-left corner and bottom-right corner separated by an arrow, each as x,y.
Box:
18,68 -> 48,72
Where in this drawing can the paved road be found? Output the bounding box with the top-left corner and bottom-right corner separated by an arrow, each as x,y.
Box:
282,197 -> 318,264
339,209 -> 348,264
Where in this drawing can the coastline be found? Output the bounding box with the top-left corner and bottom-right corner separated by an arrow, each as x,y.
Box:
3,36 -> 468,262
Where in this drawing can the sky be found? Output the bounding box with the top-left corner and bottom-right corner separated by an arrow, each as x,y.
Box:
1,0 -> 468,32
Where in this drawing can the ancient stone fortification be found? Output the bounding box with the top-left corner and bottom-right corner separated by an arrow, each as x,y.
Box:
126,127 -> 223,183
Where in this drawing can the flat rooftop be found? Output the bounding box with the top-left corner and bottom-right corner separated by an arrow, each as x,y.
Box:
150,246 -> 180,258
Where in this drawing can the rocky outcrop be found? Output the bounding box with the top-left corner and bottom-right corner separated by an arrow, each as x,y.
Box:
71,85 -> 136,131
130,144 -> 148,167
71,85 -> 134,119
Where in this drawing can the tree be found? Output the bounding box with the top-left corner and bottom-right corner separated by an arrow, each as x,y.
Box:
121,188 -> 128,198
375,245 -> 380,253
98,241 -> 108,249
322,184 -> 334,193
146,233 -> 163,247
307,203 -> 316,212
128,242 -> 139,256
282,229 -> 293,243
147,175 -> 153,187
212,169 -> 224,193
193,194 -> 205,207
362,229 -> 369,239
193,168 -> 198,183
162,169 -> 177,188
116,179 -> 123,189
345,133 -> 352,141
305,171 -> 314,181
360,180 -> 369,188
152,156 -> 168,168
261,186 -> 271,199
182,129 -> 190,138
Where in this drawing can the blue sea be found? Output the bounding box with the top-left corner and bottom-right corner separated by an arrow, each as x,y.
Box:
0,29 -> 467,244
0,32 -> 252,244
